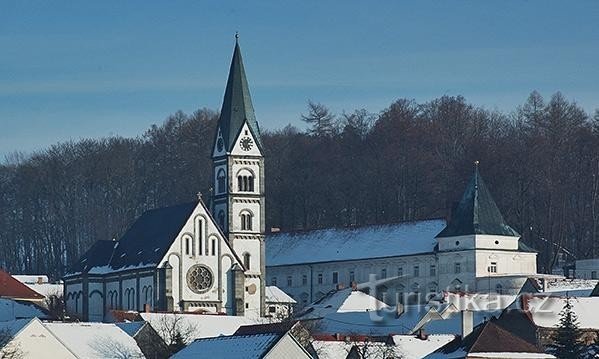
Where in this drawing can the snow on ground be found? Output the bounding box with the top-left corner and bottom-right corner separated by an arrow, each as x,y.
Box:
44,322 -> 144,359
140,312 -> 261,343
524,296 -> 599,329
266,219 -> 446,266
265,286 -> 296,304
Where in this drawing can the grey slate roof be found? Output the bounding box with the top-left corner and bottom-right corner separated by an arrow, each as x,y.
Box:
66,202 -> 198,276
214,40 -> 263,153
266,219 -> 447,267
436,168 -> 520,238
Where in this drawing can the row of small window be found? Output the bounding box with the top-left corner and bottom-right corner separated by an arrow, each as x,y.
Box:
185,236 -> 217,256
271,262 -> 495,288
217,171 -> 256,193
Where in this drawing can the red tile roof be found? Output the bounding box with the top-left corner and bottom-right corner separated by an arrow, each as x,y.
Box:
0,269 -> 45,300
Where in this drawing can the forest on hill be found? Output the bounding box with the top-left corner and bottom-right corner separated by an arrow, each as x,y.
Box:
1,92 -> 599,278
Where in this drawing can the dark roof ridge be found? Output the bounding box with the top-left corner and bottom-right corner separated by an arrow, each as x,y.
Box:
268,217 -> 446,236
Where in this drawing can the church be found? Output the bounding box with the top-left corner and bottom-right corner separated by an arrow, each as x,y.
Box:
64,38 -> 541,321
63,39 -> 266,321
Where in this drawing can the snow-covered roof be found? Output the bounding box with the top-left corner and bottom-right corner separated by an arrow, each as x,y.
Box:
24,283 -> 63,298
522,295 -> 599,329
43,322 -> 144,359
441,292 -> 517,312
542,278 -> 597,297
299,288 -> 389,320
12,275 -> 49,284
393,335 -> 456,359
265,286 -> 296,304
173,333 -> 281,359
140,312 -> 260,343
266,219 -> 446,266
0,298 -> 52,321
313,334 -> 454,359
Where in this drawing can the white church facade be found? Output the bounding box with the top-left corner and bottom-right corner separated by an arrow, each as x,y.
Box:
265,167 -> 539,307
63,39 -> 266,321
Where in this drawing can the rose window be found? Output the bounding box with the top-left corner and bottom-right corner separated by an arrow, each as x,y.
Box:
186,265 -> 213,293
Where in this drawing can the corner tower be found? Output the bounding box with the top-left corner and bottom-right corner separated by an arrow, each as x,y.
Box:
212,37 -> 265,316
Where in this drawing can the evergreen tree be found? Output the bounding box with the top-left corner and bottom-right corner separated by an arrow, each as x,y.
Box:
548,296 -> 584,359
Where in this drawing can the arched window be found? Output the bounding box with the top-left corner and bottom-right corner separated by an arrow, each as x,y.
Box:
217,169 -> 226,194
195,217 -> 204,255
237,170 -> 255,192
184,235 -> 192,255
243,253 -> 251,270
211,238 -> 217,256
240,212 -> 253,231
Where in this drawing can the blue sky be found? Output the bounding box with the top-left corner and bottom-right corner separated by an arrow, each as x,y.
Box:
1,1 -> 598,157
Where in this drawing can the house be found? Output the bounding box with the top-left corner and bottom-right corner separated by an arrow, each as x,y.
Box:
0,269 -> 45,304
296,287 -> 427,336
313,333 -> 455,359
63,38 -> 266,321
173,321 -> 313,358
425,320 -> 555,359
12,274 -> 64,301
0,318 -> 76,358
265,286 -> 296,319
116,321 -> 170,359
513,294 -> 599,348
266,166 -> 539,306
44,322 -> 145,358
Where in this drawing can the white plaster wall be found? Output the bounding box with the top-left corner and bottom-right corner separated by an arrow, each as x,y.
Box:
475,250 -> 537,277
231,201 -> 261,233
244,276 -> 262,318
265,333 -> 310,359
437,235 -> 476,251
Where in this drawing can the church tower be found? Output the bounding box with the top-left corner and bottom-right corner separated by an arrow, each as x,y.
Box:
212,37 -> 265,316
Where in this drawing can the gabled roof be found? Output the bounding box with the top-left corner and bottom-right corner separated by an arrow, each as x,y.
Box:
266,219 -> 446,266
66,202 -> 198,275
214,39 -> 262,153
0,269 -> 44,300
427,320 -> 544,358
44,322 -> 144,359
234,321 -> 298,336
173,333 -> 282,359
265,286 -> 297,304
437,167 -> 519,238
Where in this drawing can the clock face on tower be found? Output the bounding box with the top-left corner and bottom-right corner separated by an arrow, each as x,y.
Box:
240,136 -> 254,151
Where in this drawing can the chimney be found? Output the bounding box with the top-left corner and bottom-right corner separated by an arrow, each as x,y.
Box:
144,304 -> 151,313
37,277 -> 43,284
461,310 -> 473,338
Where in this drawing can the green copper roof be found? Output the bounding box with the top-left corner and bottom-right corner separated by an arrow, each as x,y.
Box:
215,40 -> 262,153
436,167 -> 520,238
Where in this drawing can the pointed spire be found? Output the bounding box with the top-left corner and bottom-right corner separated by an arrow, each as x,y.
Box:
214,36 -> 262,153
437,162 -> 519,238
